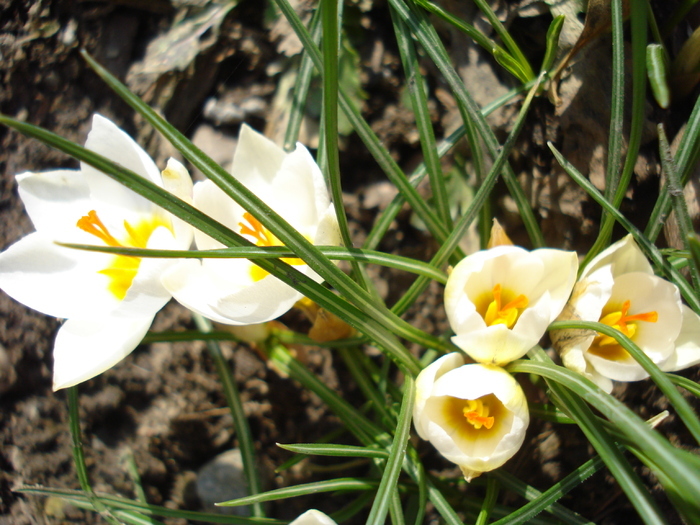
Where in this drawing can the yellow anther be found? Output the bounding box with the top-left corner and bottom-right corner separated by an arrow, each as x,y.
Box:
77,210 -> 121,247
238,212 -> 306,282
483,284 -> 529,328
590,300 -> 658,360
463,399 -> 495,430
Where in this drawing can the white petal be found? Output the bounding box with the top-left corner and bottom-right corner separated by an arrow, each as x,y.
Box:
414,353 -> 465,438
581,234 -> 653,280
193,180 -> 241,249
16,170 -> 91,236
0,232 -> 119,319
452,325 -> 535,365
81,114 -> 160,213
162,259 -> 303,325
161,158 -> 195,249
231,124 -> 287,190
313,204 -> 342,247
289,510 -> 338,525
661,305 -> 700,372
52,313 -> 154,390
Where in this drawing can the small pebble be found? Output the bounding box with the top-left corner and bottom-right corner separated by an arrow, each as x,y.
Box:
196,449 -> 251,516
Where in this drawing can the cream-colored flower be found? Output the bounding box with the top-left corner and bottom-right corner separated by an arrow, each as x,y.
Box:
0,115 -> 193,390
413,353 -> 529,482
162,124 -> 340,326
289,510 -> 337,525
444,245 -> 578,365
553,234 -> 700,393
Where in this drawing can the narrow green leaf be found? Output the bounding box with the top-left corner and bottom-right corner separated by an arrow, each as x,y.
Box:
541,16 -> 565,74
216,478 -> 378,507
550,319 -> 700,445
58,243 -> 448,284
549,141 -> 700,313
472,0 -> 534,80
17,486 -> 286,524
366,375 -> 415,525
67,388 -> 122,525
392,9 -> 452,228
276,443 -> 389,459
658,123 -> 700,291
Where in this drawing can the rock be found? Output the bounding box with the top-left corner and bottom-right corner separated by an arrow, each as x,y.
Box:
196,449 -> 251,516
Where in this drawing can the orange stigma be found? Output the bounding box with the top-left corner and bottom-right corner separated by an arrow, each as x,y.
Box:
462,399 -> 495,430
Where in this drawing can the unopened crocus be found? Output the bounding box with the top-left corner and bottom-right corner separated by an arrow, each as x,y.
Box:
552,234 -> 700,393
289,510 -> 337,525
444,245 -> 578,365
413,353 -> 529,482
162,124 -> 340,325
0,115 -> 193,390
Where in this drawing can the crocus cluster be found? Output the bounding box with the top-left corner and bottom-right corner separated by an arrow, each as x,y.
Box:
414,241 -> 579,481
0,115 -> 340,390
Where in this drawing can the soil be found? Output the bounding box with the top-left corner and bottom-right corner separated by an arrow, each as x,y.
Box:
1,1 -> 700,524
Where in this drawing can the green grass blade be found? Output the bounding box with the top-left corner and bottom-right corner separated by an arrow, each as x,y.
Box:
666,373 -> 700,397
647,44 -> 671,109
193,314 -> 264,517
67,388 -> 122,525
392,9 -> 452,228
276,443 -> 389,459
491,468 -> 598,525
391,74 -> 544,317
216,478 -> 378,507
549,141 -> 700,313
283,10 -> 321,151
507,355 -> 700,514
365,375 -> 415,525
392,0 -> 544,247
472,0 -> 534,80
17,486 -> 284,524
541,16 -> 565,73
58,243 -> 448,284
549,319 -> 700,445
658,123 -> 700,291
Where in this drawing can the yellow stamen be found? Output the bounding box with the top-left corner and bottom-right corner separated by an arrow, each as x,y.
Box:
76,210 -> 170,300
77,210 -> 121,247
589,300 -> 658,361
483,284 -> 529,328
462,399 -> 494,430
238,212 -> 305,282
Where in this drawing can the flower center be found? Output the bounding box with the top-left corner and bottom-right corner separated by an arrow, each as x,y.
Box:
238,212 -> 305,282
463,398 -> 495,430
588,300 -> 658,361
77,210 -> 169,300
481,284 -> 529,328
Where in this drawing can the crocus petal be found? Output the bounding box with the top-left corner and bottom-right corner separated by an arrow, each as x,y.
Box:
580,234 -> 653,280
81,114 -> 161,213
289,510 -> 338,525
162,259 -> 304,325
661,305 -> 700,372
16,170 -> 91,236
413,361 -> 529,482
52,313 -> 154,390
445,246 -> 577,364
0,232 -> 119,319
414,352 -> 466,438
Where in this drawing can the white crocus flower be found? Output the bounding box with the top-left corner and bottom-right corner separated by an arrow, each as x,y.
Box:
289,510 -> 337,525
444,246 -> 578,365
414,353 -> 529,482
553,234 -> 700,393
0,114 -> 193,390
162,124 -> 340,326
